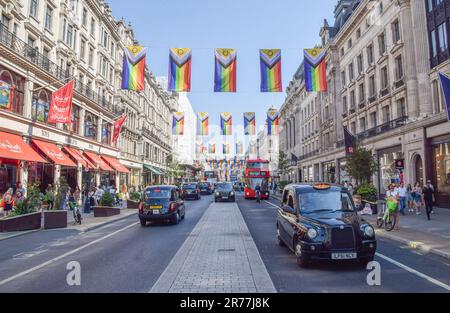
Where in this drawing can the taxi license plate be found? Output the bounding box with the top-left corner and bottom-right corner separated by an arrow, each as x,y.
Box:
152,210 -> 160,215
222,196 -> 228,199
332,253 -> 357,260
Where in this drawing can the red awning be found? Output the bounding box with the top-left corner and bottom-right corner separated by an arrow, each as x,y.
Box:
83,151 -> 114,172
62,147 -> 95,169
101,156 -> 130,174
31,140 -> 76,167
0,132 -> 47,163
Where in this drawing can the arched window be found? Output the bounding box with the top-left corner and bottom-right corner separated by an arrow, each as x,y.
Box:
84,112 -> 98,140
0,67 -> 25,115
102,122 -> 111,145
31,88 -> 52,124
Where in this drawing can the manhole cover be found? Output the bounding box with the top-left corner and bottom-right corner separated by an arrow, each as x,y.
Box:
218,249 -> 236,252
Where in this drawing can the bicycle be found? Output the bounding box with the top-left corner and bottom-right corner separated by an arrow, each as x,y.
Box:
255,190 -> 261,204
376,200 -> 397,231
69,201 -> 82,225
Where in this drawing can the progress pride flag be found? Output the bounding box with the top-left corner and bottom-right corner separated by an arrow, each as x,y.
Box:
48,80 -> 74,124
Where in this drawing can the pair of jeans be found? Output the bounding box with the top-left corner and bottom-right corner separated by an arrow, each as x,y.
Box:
425,202 -> 433,221
399,197 -> 407,214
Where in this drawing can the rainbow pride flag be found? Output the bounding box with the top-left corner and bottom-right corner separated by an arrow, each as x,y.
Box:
214,49 -> 237,92
168,48 -> 192,92
121,46 -> 146,91
304,48 -> 327,92
236,142 -> 244,155
244,112 -> 256,136
260,49 -> 282,92
267,110 -> 280,135
220,112 -> 233,135
197,112 -> 209,136
172,112 -> 185,135
209,144 -> 216,154
223,144 -> 231,155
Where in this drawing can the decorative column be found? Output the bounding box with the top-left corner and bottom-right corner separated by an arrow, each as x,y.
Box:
79,107 -> 86,137
97,116 -> 103,144
318,162 -> 324,182
23,78 -> 34,119
54,165 -> 61,187
77,165 -> 83,192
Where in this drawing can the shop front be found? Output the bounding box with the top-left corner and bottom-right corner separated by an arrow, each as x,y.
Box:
377,145 -> 403,196
143,164 -> 163,186
429,134 -> 450,208
338,158 -> 350,184
0,131 -> 47,194
101,155 -> 130,189
30,139 -> 77,191
322,161 -> 336,183
62,147 -> 96,190
83,151 -> 115,188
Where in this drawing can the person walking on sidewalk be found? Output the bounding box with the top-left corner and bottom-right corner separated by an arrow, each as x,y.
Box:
397,183 -> 407,216
407,184 -> 414,213
423,182 -> 435,221
413,182 -> 423,215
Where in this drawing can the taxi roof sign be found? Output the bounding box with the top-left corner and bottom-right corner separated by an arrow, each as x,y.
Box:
313,183 -> 332,190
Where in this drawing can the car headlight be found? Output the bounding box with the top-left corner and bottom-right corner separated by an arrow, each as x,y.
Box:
216,192 -> 220,196
363,225 -> 375,238
307,228 -> 318,240
230,192 -> 235,196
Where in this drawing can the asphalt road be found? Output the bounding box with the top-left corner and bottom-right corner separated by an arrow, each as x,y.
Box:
237,196 -> 450,293
0,196 -> 213,293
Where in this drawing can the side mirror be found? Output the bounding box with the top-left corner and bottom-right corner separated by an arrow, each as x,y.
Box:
282,205 -> 296,215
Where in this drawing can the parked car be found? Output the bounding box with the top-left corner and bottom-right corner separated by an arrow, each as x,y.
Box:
198,182 -> 213,195
214,182 -> 236,202
181,183 -> 201,200
276,183 -> 377,268
139,186 -> 185,226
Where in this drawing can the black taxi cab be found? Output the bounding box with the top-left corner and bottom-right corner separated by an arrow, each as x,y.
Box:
276,183 -> 376,267
139,186 -> 185,226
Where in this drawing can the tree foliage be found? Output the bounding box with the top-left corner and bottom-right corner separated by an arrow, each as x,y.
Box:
344,146 -> 378,185
278,151 -> 290,176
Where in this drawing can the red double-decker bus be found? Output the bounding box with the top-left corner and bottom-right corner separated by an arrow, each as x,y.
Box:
244,159 -> 271,200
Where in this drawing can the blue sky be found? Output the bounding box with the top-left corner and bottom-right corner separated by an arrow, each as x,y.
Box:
108,0 -> 336,152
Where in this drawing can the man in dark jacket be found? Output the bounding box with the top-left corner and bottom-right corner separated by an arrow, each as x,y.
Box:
423,181 -> 435,221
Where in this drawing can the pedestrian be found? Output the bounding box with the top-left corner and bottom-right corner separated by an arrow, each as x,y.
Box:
16,182 -> 27,199
94,185 -> 104,205
0,189 -> 15,217
427,180 -> 436,214
413,182 -> 423,215
423,181 -> 435,221
46,184 -> 55,210
121,183 -> 128,209
397,183 -> 407,216
348,183 -> 354,196
407,183 -> 414,213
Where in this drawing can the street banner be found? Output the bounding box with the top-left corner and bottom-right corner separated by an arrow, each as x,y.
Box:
169,48 -> 192,92
0,80 -> 14,109
214,48 -> 237,92
122,46 -> 146,91
304,48 -> 327,92
113,115 -> 128,145
220,112 -> 233,136
438,72 -> 450,122
172,112 -> 185,135
48,80 -> 74,124
267,109 -> 280,135
344,127 -> 356,156
197,112 -> 209,136
244,112 -> 256,135
260,49 -> 282,92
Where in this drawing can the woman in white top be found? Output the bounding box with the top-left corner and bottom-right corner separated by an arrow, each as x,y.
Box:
413,182 -> 423,215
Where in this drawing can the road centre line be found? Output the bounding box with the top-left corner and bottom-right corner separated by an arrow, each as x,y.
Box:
0,222 -> 139,287
263,200 -> 450,291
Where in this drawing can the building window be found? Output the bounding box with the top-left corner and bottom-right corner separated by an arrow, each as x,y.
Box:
0,67 -> 25,115
80,39 -> 86,61
360,117 -> 366,132
381,66 -> 389,89
348,39 -> 352,49
341,71 -> 346,86
431,29 -> 438,58
84,113 -> 98,140
350,121 -> 356,135
1,14 -> 11,30
343,96 -> 348,112
64,21 -> 74,47
382,106 -> 391,123
392,19 -> 401,43
397,98 -> 406,118
29,0 -> 38,17
367,44 -> 374,65
44,6 -> 53,30
82,8 -> 88,27
64,105 -> 80,133
359,83 -> 365,103
90,18 -> 96,37
356,28 -> 361,39
350,90 -> 355,109
395,55 -> 404,81
88,47 -> 94,67
369,75 -> 376,97
378,32 -> 386,56
102,123 -> 112,145
357,54 -> 364,73
438,22 -> 448,53
349,62 -> 354,81
370,112 -> 377,128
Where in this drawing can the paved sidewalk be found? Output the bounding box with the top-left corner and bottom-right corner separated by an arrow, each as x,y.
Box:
66,208 -> 137,232
364,207 -> 450,259
150,202 -> 276,293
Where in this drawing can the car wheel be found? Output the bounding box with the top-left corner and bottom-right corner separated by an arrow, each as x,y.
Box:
294,241 -> 309,268
172,212 -> 180,225
140,219 -> 147,227
276,228 -> 286,247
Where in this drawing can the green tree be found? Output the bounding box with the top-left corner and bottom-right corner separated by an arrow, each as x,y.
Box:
166,155 -> 184,180
278,151 -> 290,177
344,145 -> 378,185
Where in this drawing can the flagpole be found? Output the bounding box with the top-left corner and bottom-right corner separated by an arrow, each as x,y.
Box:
31,75 -> 77,92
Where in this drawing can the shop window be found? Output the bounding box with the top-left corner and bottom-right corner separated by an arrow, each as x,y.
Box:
102,123 -> 111,145
31,88 -> 55,126
64,104 -> 80,133
378,148 -> 402,195
435,143 -> 450,193
84,113 -> 98,140
0,67 -> 25,115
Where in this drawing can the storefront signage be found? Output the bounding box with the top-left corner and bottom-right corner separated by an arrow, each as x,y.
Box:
0,139 -> 22,154
395,159 -> 405,170
48,81 -> 74,124
41,130 -> 50,138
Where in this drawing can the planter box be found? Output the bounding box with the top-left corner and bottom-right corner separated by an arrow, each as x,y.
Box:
127,200 -> 141,209
43,210 -> 68,229
93,206 -> 121,218
0,212 -> 42,232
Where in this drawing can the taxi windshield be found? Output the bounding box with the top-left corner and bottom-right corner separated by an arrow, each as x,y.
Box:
145,188 -> 171,199
182,184 -> 197,190
216,183 -> 233,191
298,191 -> 354,213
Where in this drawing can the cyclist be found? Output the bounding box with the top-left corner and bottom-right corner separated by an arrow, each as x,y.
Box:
255,184 -> 261,203
385,184 -> 399,230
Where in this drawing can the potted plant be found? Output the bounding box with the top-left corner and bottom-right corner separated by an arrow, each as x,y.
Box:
43,178 -> 68,230
127,191 -> 141,209
93,192 -> 121,217
0,183 -> 42,232
356,183 -> 379,214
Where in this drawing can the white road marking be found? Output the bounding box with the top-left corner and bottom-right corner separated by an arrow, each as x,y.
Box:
375,253 -> 450,291
0,222 -> 139,287
265,200 -> 450,291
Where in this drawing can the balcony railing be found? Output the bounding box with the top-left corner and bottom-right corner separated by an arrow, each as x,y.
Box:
0,23 -> 118,117
357,116 -> 408,140
299,149 -> 320,161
